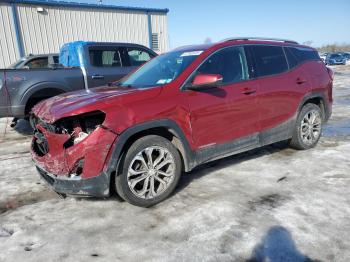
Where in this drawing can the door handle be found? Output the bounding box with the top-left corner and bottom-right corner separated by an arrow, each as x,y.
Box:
242,88 -> 256,95
92,74 -> 105,79
296,78 -> 307,85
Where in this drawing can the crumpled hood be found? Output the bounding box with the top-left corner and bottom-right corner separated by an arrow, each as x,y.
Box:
33,85 -> 161,123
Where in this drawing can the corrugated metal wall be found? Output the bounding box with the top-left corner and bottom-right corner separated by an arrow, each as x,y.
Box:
0,3 -> 20,68
0,3 -> 168,68
151,13 -> 169,52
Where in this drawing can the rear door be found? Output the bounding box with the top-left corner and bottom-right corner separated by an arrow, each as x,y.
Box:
87,45 -> 131,87
247,45 -> 311,133
286,46 -> 326,91
186,46 -> 260,149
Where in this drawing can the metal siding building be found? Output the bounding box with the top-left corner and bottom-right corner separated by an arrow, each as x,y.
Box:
0,0 -> 169,68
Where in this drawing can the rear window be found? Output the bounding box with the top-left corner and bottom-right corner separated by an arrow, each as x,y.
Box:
25,57 -> 49,69
127,48 -> 153,67
288,47 -> 320,62
53,56 -> 59,64
284,47 -> 299,69
330,54 -> 342,59
251,45 -> 288,77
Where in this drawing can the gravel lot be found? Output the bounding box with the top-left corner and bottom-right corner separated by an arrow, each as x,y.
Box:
0,65 -> 349,262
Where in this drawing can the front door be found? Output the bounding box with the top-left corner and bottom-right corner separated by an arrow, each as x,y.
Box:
185,46 -> 260,149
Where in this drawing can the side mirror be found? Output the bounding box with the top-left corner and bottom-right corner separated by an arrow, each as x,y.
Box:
187,73 -> 223,90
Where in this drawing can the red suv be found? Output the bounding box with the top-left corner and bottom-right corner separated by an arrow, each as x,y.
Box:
31,37 -> 333,206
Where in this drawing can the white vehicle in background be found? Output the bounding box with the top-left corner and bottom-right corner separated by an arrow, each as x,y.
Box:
342,52 -> 350,64
319,53 -> 328,63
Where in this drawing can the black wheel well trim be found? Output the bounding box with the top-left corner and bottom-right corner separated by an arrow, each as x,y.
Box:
298,92 -> 329,119
21,82 -> 69,107
24,87 -> 67,114
105,119 -> 196,178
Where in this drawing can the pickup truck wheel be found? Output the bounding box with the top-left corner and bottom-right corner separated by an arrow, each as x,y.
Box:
289,103 -> 322,150
115,135 -> 182,207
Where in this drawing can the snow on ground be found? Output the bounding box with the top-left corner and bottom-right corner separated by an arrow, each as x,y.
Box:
0,66 -> 350,262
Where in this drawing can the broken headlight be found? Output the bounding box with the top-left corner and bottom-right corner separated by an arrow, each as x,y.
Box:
53,111 -> 106,147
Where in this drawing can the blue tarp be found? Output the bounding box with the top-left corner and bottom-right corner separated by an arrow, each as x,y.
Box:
59,41 -> 92,67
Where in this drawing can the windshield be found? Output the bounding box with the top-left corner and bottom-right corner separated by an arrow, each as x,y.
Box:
330,54 -> 342,59
8,58 -> 25,69
119,50 -> 203,88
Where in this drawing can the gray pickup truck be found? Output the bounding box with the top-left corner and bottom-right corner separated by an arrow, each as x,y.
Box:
0,41 -> 156,121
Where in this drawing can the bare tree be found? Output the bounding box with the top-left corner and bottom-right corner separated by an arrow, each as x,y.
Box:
204,38 -> 212,44
303,40 -> 314,46
317,43 -> 350,53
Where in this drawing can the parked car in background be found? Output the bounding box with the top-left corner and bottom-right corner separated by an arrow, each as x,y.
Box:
7,53 -> 59,69
325,53 -> 347,65
30,37 -> 333,207
319,53 -> 328,63
0,41 -> 157,122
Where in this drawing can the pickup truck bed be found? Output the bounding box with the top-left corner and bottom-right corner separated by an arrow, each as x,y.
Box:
0,68 -> 83,117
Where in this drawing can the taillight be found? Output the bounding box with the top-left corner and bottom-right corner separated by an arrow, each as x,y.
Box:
326,67 -> 334,81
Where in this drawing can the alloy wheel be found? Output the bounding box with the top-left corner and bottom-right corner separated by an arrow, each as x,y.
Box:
300,109 -> 322,145
127,146 -> 176,199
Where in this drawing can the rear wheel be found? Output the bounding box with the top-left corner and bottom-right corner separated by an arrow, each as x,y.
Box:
289,103 -> 322,150
115,135 -> 182,207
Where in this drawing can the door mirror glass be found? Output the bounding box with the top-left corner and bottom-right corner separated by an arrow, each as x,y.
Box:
188,73 -> 223,90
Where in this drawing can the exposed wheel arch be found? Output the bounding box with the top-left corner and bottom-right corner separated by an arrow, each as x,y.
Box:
298,93 -> 328,121
106,119 -> 195,181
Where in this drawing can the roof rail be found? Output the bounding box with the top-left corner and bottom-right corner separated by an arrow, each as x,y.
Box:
221,37 -> 298,44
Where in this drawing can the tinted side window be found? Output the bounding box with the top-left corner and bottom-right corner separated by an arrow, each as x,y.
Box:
89,49 -> 122,67
284,47 -> 298,69
252,45 -> 288,77
127,48 -> 153,66
289,47 -> 320,63
53,56 -> 59,64
195,46 -> 248,84
25,58 -> 48,69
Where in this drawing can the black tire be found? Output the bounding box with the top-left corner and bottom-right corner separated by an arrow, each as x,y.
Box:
115,135 -> 182,207
289,103 -> 322,150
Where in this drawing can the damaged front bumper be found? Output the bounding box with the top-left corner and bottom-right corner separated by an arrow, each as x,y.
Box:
31,121 -> 118,197
36,166 -> 110,197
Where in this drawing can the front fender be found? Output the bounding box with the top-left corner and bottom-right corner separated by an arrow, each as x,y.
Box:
104,119 -> 196,176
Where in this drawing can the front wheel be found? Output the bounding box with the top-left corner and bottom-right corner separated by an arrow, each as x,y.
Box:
115,135 -> 182,207
289,103 -> 322,150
